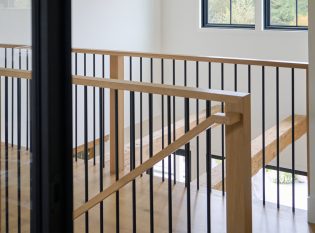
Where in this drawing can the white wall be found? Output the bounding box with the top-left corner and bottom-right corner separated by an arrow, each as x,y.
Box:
0,9 -> 31,44
307,0 -> 315,223
72,0 -> 161,52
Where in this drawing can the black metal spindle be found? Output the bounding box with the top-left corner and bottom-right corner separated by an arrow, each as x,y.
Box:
84,53 -> 89,233
5,57 -> 9,233
248,65 -> 251,93
26,49 -> 29,150
262,66 -> 266,205
221,63 -> 225,196
17,49 -> 21,233
93,54 -> 96,166
161,59 -> 165,182
99,73 -> 104,233
140,57 -> 143,175
130,57 -> 137,233
185,97 -> 191,233
291,68 -> 295,212
276,67 -> 280,209
75,53 -> 78,162
11,48 -> 14,147
115,90 -> 120,233
167,95 -> 173,233
172,59 -> 176,184
206,62 -> 212,233
149,58 -> 154,233
102,55 -> 105,169
234,64 -> 237,91
196,61 -> 200,190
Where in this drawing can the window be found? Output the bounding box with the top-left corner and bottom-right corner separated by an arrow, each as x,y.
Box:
265,0 -> 308,29
0,0 -> 30,9
202,0 -> 255,28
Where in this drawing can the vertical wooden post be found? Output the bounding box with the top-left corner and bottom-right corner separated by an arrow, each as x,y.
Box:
110,55 -> 124,173
225,95 -> 252,233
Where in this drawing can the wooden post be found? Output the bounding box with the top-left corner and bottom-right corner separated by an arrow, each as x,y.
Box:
110,55 -> 124,173
225,95 -> 252,233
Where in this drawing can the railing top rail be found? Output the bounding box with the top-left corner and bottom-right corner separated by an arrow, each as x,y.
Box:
73,48 -> 308,69
0,44 -> 308,69
0,68 -> 249,103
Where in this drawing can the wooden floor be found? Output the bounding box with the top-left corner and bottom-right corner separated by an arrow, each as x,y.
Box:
1,146 -> 314,233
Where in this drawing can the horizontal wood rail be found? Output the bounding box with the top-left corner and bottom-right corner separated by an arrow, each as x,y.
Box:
0,68 -> 247,103
0,44 -> 308,69
73,112 -> 241,219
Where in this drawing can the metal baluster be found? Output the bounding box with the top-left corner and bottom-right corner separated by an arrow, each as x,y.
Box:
102,55 -> 105,169
17,49 -> 21,233
140,57 -> 143,176
75,53 -> 78,162
11,48 -> 14,147
167,95 -> 173,233
93,54 -> 96,166
5,48 -> 9,232
26,49 -> 29,151
234,64 -> 237,91
99,68 -> 104,233
262,66 -> 266,205
184,60 -> 191,233
206,62 -> 212,233
291,68 -> 295,212
161,59 -> 165,182
172,59 -> 176,185
196,61 -> 200,190
149,58 -> 154,233
221,63 -> 225,196
248,65 -> 251,93
84,53 -> 89,233
185,97 -> 191,233
130,57 -> 137,233
276,67 -> 280,209
115,90 -> 120,233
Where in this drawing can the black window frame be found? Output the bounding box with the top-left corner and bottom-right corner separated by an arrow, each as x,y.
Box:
201,0 -> 255,29
264,0 -> 308,30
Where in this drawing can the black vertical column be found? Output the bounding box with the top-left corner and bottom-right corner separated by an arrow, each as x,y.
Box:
31,0 -> 73,232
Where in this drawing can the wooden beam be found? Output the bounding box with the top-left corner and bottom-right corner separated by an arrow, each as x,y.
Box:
212,115 -> 307,190
110,56 -> 125,173
225,97 -> 252,233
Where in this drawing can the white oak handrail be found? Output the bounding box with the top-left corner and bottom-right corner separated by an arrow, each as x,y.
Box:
0,68 -> 248,103
0,44 -> 308,69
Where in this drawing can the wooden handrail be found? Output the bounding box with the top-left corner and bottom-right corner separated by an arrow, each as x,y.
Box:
73,112 -> 241,219
0,68 -> 248,103
0,44 -> 308,69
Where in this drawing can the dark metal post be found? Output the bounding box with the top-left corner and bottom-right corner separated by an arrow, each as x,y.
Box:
31,0 -> 73,232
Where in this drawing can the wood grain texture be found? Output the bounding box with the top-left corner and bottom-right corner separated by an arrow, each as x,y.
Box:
225,97 -> 252,233
109,55 -> 125,173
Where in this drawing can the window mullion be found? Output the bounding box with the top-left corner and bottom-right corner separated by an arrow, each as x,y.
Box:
230,0 -> 232,24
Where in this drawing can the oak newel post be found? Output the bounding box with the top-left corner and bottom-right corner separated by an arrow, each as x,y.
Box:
110,55 -> 125,173
225,95 -> 252,233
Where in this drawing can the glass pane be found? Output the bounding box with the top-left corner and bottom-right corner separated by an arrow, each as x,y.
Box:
208,0 -> 230,24
270,0 -> 296,26
231,0 -> 255,24
298,0 -> 308,26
